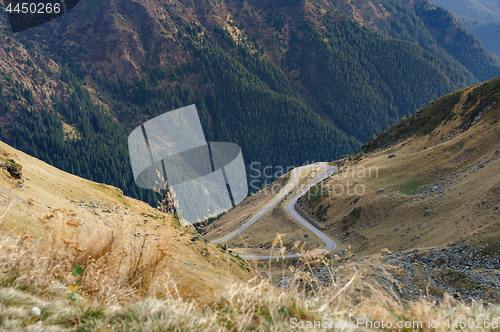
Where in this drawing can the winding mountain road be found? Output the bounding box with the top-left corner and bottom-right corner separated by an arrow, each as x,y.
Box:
211,162 -> 338,259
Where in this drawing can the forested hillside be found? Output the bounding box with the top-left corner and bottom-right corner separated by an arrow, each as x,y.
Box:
431,0 -> 500,21
1,0 -> 500,205
461,20 -> 500,59
431,0 -> 500,59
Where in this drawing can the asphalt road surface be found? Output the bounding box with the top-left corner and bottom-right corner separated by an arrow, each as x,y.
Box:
211,162 -> 338,259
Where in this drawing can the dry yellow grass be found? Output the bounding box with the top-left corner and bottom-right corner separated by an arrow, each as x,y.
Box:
2,80 -> 500,329
0,140 -> 256,303
1,209 -> 174,304
2,230 -> 500,331
299,86 -> 500,255
1,143 -> 500,330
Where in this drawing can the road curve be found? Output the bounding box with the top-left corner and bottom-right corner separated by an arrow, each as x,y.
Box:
211,162 -> 338,259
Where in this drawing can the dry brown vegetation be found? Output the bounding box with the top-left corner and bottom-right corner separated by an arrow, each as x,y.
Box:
1,146 -> 500,330
0,140 -> 256,304
299,83 -> 500,255
1,209 -> 174,304
1,223 -> 500,331
2,76 -> 500,329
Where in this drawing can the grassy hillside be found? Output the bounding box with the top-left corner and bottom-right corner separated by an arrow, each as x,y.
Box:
1,140 -> 500,330
198,76 -> 500,304
298,75 -> 500,259
204,76 -> 500,257
0,140 -> 255,302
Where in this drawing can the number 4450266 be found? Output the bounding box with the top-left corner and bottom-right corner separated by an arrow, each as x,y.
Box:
445,318 -> 499,329
4,2 -> 61,14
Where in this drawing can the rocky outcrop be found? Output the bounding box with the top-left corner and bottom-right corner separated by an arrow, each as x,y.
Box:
6,159 -> 22,179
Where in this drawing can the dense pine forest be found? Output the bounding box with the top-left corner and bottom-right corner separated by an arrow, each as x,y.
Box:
430,0 -> 500,59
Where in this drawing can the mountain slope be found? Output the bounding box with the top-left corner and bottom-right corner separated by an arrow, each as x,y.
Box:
430,0 -> 500,59
300,75 -> 500,256
460,20 -> 500,59
199,76 -> 500,302
431,0 -> 500,21
0,139 -> 255,300
1,0 -> 500,202
202,76 -> 500,255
